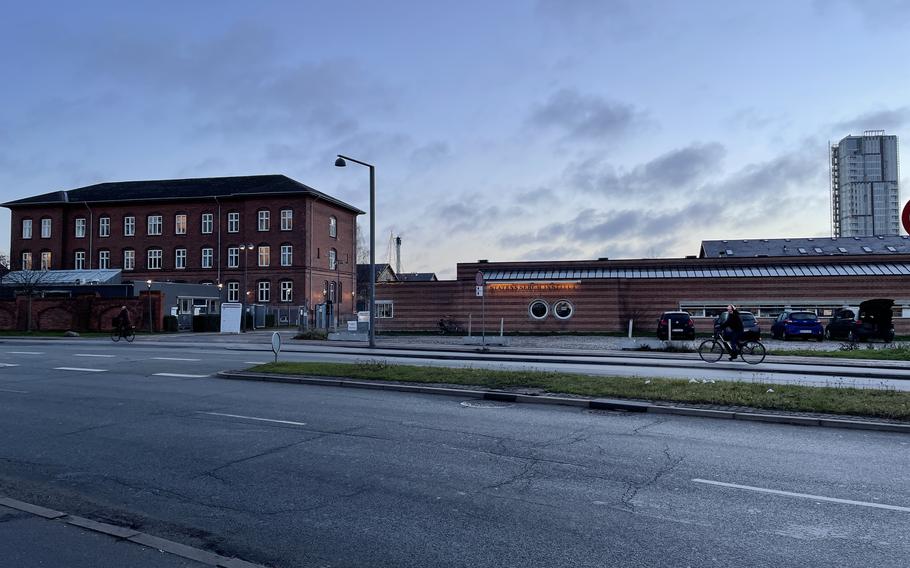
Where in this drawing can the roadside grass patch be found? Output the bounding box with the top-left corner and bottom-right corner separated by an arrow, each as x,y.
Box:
250,362 -> 910,421
771,344 -> 910,361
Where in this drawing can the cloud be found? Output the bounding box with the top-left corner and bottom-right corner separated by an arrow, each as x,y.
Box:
831,107 -> 910,135
409,141 -> 451,167
528,88 -> 647,141
519,245 -> 585,261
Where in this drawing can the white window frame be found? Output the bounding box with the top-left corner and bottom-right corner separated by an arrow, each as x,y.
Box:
21,252 -> 32,270
329,216 -> 337,238
124,216 -> 135,237
201,247 -> 213,269
280,280 -> 293,302
258,245 -> 270,267
175,214 -> 187,235
40,251 -> 52,270
75,218 -> 86,238
280,245 -> 292,267
175,248 -> 187,269
227,247 -> 239,268
328,248 -> 337,270
74,251 -> 86,270
227,212 -> 239,233
258,210 -> 270,232
375,300 -> 393,319
257,281 -> 270,303
123,250 -> 135,271
41,218 -> 51,239
99,216 -> 111,237
227,282 -> 239,302
280,209 -> 293,231
147,249 -> 162,270
98,250 -> 110,269
22,219 -> 32,239
148,215 -> 163,236
201,213 -> 213,234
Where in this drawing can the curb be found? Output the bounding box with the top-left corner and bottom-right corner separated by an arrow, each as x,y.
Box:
217,370 -> 910,435
0,495 -> 268,568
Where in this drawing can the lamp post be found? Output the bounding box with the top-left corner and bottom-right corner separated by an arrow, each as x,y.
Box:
146,279 -> 153,334
335,154 -> 376,348
241,243 -> 254,332
217,282 -> 224,317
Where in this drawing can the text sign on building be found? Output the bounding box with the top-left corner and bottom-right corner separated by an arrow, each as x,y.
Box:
475,286 -> 484,297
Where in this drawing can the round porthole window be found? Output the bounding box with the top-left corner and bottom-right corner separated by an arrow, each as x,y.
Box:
528,299 -> 549,320
553,300 -> 574,320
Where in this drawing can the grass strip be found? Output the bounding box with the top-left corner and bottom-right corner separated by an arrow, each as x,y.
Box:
770,345 -> 910,361
250,361 -> 910,421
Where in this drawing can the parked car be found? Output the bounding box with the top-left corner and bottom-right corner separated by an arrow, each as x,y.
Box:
770,311 -> 824,341
714,310 -> 761,341
826,299 -> 895,342
656,311 -> 695,340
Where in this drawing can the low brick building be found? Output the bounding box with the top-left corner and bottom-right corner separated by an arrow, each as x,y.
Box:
3,175 -> 363,321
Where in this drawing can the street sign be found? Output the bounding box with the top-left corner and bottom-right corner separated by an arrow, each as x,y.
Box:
475,286 -> 484,297
475,271 -> 484,286
902,201 -> 910,235
271,331 -> 281,363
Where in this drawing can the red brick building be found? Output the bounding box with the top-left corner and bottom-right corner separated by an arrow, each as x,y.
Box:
3,175 -> 362,318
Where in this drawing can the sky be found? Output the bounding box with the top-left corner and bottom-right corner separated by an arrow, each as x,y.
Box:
1,0 -> 909,278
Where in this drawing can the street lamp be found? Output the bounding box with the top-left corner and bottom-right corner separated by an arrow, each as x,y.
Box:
241,243 -> 255,332
335,154 -> 376,348
146,279 -> 153,334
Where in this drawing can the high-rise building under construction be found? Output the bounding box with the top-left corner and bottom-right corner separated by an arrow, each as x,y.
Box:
830,131 -> 900,237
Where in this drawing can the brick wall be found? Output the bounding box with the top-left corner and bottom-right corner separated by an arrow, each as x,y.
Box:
0,293 -> 161,332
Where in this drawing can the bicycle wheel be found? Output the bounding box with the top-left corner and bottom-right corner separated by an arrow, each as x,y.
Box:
739,341 -> 766,365
111,329 -> 121,342
125,329 -> 136,343
697,339 -> 724,363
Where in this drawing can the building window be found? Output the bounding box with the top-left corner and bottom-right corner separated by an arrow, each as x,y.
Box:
123,250 -> 135,271
175,248 -> 187,269
148,215 -> 163,236
98,250 -> 110,269
280,209 -> 293,231
227,282 -> 239,302
329,281 -> 337,303
201,213 -> 213,234
375,300 -> 393,318
329,216 -> 337,238
257,281 -> 270,303
21,252 -> 32,270
41,218 -> 52,239
280,244 -> 292,267
124,216 -> 135,237
258,245 -> 270,267
280,280 -> 293,302
40,251 -> 52,270
553,300 -> 574,320
99,216 -> 111,237
74,251 -> 86,270
227,247 -> 239,268
147,248 -> 162,270
22,219 -> 32,239
175,214 -> 187,235
258,210 -> 270,231
75,218 -> 86,238
202,247 -> 213,268
328,248 -> 337,270
227,212 -> 239,233
528,300 -> 548,320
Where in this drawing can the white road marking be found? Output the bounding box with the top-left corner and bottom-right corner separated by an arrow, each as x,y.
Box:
199,411 -> 307,427
153,373 -> 209,378
7,351 -> 42,355
75,354 -> 116,358
0,363 -> 20,368
152,357 -> 201,362
693,479 -> 910,513
54,367 -> 107,373
245,361 -> 268,365
0,387 -> 28,393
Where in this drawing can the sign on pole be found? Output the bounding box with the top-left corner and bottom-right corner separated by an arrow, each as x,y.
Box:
475,271 -> 484,286
271,331 -> 282,363
902,201 -> 910,235
475,286 -> 484,297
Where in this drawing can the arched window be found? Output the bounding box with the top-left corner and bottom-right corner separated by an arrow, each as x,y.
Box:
330,281 -> 337,303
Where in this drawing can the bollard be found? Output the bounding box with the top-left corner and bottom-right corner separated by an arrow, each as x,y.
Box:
628,319 -> 633,339
500,317 -> 504,336
468,314 -> 472,336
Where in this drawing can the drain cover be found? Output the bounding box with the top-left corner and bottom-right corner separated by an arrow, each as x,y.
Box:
460,400 -> 514,409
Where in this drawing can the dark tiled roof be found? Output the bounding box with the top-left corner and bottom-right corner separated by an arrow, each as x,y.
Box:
2,174 -> 364,214
397,272 -> 438,282
699,235 -> 910,258
356,263 -> 395,283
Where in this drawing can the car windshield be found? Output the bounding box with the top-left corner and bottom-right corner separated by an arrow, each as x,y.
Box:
790,312 -> 817,321
664,313 -> 689,321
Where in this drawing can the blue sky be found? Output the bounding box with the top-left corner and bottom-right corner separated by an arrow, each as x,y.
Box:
1,0 -> 909,277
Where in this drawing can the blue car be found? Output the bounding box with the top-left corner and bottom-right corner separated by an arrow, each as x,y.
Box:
771,311 -> 824,341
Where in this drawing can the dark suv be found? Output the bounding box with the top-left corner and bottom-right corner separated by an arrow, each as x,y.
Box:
657,311 -> 695,340
714,310 -> 761,341
826,299 -> 895,342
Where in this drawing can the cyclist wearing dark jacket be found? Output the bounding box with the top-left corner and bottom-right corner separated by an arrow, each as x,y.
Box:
719,304 -> 744,360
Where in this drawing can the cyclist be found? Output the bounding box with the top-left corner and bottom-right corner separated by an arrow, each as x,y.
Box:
719,304 -> 743,360
115,306 -> 132,339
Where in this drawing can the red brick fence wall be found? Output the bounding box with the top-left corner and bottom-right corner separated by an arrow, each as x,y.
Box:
0,291 -> 162,332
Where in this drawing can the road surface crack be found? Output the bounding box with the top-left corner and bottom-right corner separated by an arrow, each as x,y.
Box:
619,445 -> 683,512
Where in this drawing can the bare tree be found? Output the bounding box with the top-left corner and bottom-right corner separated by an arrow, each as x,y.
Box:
355,225 -> 370,264
3,270 -> 54,332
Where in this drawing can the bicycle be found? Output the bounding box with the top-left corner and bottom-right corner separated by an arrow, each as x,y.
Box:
697,331 -> 765,364
111,324 -> 136,343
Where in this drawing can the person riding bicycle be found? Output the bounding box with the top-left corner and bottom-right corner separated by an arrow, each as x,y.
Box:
115,306 -> 132,338
719,304 -> 744,360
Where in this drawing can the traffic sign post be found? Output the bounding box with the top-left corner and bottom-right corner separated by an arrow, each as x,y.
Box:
271,331 -> 282,363
475,271 -> 485,348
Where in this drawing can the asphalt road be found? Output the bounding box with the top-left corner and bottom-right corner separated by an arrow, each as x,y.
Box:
0,340 -> 907,567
